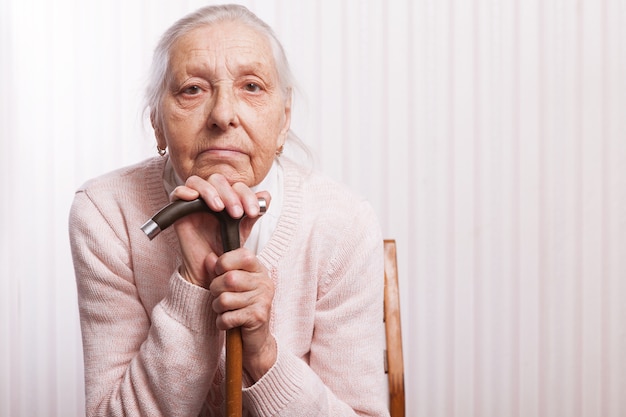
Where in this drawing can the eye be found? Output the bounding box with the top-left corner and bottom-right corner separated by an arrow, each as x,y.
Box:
182,85 -> 202,95
243,83 -> 262,93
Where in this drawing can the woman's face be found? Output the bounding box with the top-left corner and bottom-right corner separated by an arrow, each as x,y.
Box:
154,21 -> 291,186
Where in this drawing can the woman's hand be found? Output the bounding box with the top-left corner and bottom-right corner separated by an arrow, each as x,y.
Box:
171,173 -> 277,380
210,248 -> 277,381
171,173 -> 269,288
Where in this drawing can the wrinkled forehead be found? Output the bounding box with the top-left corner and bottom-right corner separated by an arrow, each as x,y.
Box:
168,21 -> 277,76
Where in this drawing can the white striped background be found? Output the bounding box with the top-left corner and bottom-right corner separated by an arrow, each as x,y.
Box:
1,0 -> 625,416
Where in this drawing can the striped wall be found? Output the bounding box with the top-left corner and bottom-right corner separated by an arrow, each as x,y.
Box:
1,0 -> 625,416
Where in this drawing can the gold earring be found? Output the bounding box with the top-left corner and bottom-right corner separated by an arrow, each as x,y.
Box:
276,145 -> 284,157
157,146 -> 166,156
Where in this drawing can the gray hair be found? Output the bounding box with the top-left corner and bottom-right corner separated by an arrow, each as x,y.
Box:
145,4 -> 295,125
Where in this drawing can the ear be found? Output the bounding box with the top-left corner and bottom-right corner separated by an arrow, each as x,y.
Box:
277,93 -> 292,148
151,111 -> 167,149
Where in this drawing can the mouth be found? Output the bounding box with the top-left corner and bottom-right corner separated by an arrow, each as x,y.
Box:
200,147 -> 246,158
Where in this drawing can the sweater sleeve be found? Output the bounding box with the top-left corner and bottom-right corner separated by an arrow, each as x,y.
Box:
242,200 -> 390,417
69,189 -> 224,417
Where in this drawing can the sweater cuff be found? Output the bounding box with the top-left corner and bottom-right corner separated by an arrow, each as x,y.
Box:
160,271 -> 215,334
242,343 -> 304,415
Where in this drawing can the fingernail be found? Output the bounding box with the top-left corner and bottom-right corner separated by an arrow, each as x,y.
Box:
213,197 -> 225,210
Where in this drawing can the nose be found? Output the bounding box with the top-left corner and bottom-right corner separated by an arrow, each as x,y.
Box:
207,86 -> 238,130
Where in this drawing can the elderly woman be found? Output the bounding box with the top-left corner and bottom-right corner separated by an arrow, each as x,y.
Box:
69,4 -> 388,417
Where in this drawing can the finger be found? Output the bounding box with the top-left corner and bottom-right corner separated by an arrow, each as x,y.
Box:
207,174 -> 244,218
215,308 -> 245,331
170,184 -> 200,202
211,288 -> 249,315
184,175 -> 225,212
213,248 -> 262,277
213,294 -> 271,331
210,270 -> 256,299
231,183 -> 267,218
238,191 -> 271,244
203,251 -> 219,281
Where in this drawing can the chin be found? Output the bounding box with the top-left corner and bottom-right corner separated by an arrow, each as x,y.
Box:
193,164 -> 255,186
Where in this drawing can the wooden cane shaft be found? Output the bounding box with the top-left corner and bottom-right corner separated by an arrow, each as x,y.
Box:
221,216 -> 243,417
226,327 -> 243,417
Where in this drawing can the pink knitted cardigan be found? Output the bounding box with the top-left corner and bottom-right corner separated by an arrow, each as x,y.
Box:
69,156 -> 389,417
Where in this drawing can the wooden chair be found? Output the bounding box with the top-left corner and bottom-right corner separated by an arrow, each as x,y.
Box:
384,239 -> 405,417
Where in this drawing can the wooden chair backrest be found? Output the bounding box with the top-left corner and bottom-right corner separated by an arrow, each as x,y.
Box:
384,239 -> 405,417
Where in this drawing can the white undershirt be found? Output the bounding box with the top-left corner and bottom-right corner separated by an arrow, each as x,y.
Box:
162,158 -> 283,254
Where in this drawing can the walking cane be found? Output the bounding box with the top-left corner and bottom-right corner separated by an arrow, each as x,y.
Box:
141,197 -> 267,417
